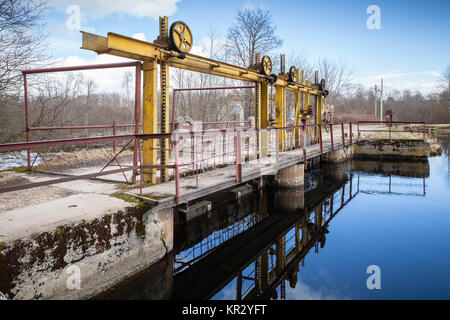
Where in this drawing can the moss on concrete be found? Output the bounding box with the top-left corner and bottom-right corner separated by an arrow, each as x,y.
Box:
142,193 -> 172,200
111,192 -> 146,206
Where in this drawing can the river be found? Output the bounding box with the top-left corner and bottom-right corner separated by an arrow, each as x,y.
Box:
97,136 -> 450,300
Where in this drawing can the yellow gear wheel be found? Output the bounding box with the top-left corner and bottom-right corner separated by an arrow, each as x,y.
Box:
288,66 -> 298,83
261,55 -> 272,76
169,21 -> 193,53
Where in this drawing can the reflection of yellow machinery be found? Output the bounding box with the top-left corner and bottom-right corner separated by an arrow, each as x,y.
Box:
81,16 -> 329,182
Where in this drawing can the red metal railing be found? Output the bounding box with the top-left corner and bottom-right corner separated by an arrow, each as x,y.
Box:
2,66 -> 431,202
171,85 -> 254,132
21,61 -> 142,183
356,121 -> 427,140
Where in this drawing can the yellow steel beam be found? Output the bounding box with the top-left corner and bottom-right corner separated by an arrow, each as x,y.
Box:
294,68 -> 300,148
142,61 -> 158,183
80,31 -> 323,95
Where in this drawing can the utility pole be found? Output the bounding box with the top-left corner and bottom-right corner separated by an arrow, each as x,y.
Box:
374,84 -> 378,117
380,79 -> 383,122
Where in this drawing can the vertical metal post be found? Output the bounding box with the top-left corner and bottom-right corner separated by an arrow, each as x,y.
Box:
275,130 -> 279,172
389,124 -> 391,140
374,84 -> 378,117
236,271 -> 242,300
142,60 -> 158,183
132,63 -> 141,184
380,78 -> 384,121
171,89 -> 177,132
275,86 -> 286,151
302,125 -> 307,166
423,123 -> 426,140
294,69 -> 300,149
23,74 -> 31,170
235,130 -> 242,183
112,120 -> 117,153
349,122 -> 352,144
174,133 -> 180,203
159,16 -> 170,182
330,124 -> 334,151
318,124 -> 323,154
341,123 -> 345,146
357,122 -> 360,139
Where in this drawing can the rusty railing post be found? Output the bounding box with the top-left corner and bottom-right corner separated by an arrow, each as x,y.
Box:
235,129 -> 242,183
341,123 -> 345,146
113,120 -> 117,153
302,125 -> 307,166
330,124 -> 334,151
275,129 -> 279,172
318,124 -> 323,154
23,73 -> 31,170
423,122 -> 426,140
174,132 -> 180,203
349,122 -> 352,144
132,62 -> 141,184
357,122 -> 360,139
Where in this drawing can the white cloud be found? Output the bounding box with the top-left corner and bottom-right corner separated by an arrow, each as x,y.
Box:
51,0 -> 181,19
286,281 -> 352,300
356,70 -> 442,95
132,33 -> 147,41
38,54 -> 137,95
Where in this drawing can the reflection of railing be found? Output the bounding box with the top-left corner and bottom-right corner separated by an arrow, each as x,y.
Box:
358,174 -> 426,196
174,212 -> 263,274
233,175 -> 359,300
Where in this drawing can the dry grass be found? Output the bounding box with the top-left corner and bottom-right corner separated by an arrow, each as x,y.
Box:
334,114 -> 379,123
39,147 -> 134,167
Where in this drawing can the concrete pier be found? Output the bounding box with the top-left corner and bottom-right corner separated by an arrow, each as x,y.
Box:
353,139 -> 430,161
270,164 -> 304,188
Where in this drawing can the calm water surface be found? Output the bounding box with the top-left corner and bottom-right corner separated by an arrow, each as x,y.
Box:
209,137 -> 450,300
100,137 -> 450,300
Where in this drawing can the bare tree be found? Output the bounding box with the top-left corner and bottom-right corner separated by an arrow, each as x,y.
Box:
225,8 -> 283,68
316,57 -> 354,97
0,0 -> 47,100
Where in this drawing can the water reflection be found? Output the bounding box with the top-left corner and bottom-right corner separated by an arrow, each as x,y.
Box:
97,138 -> 450,300
173,171 -> 358,300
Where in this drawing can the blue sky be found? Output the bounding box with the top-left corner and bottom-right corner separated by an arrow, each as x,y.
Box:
44,0 -> 450,94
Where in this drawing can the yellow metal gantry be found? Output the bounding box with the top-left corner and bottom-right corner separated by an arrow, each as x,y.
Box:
80,16 -> 327,183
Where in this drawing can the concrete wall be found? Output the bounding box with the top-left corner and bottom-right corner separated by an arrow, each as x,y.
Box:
321,144 -> 354,163
353,139 -> 429,161
321,139 -> 430,163
0,204 -> 173,300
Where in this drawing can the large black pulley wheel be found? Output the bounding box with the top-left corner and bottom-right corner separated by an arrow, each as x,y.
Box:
288,66 -> 298,83
319,78 -> 326,91
169,21 -> 193,53
266,73 -> 277,84
260,55 -> 272,76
